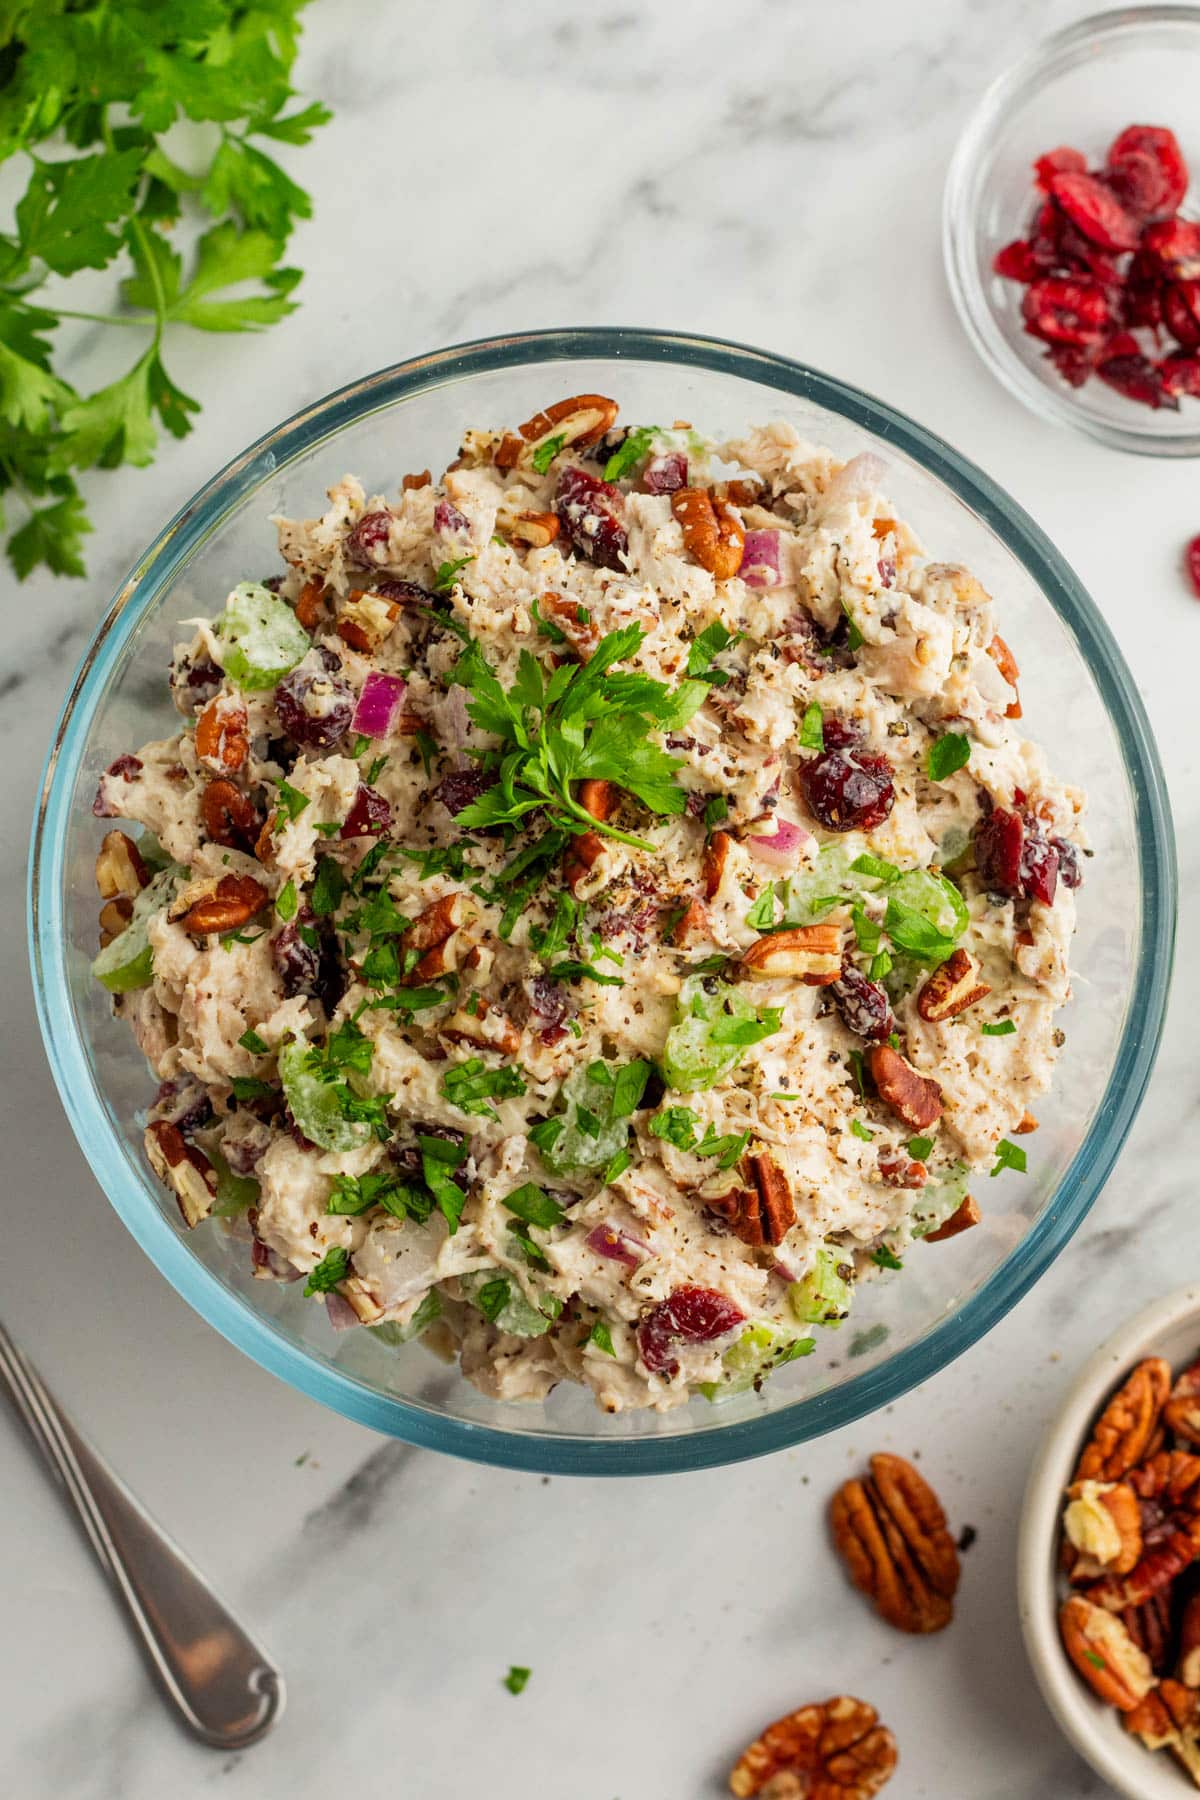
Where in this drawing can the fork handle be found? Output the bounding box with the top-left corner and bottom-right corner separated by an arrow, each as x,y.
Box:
0,1322 -> 284,1749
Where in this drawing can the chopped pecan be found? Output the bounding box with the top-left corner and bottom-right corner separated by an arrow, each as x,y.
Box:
563,779 -> 616,894
1060,1595 -> 1154,1710
702,829 -> 732,899
666,898 -> 710,947
201,778 -> 259,851
95,829 -> 149,900
401,469 -> 432,491
1165,1360 -> 1200,1447
740,924 -> 842,985
830,1453 -> 959,1634
144,1120 -> 218,1228
1015,1110 -> 1039,1134
493,432 -> 525,473
98,896 -> 133,946
1124,1685 -> 1180,1750
514,392 -> 619,462
1122,1591 -> 1175,1676
195,693 -> 249,774
337,590 -> 402,653
539,590 -> 601,657
498,507 -> 560,548
294,575 -> 327,630
924,1194 -> 981,1241
1064,1479 -> 1143,1577
179,874 -> 269,937
866,1044 -> 942,1132
877,1152 -> 927,1190
336,1276 -> 383,1324
1074,1357 -> 1172,1483
1181,1591 -> 1200,1687
988,633 -> 1022,719
703,1153 -> 795,1249
401,893 -> 477,954
672,486 -> 745,581
440,996 -> 521,1057
715,476 -> 765,508
915,948 -> 990,1023
729,1695 -> 897,1799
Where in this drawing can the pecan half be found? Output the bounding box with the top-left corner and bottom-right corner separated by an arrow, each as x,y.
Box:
1064,1479 -> 1144,1577
179,873 -> 269,937
1180,1591 -> 1200,1687
1165,1360 -> 1200,1446
988,633 -> 1022,720
514,392 -> 619,462
667,898 -> 710,948
201,778 -> 259,851
1074,1357 -> 1173,1483
915,948 -> 991,1023
830,1453 -> 959,1634
95,829 -> 148,901
672,486 -> 745,581
337,590 -> 401,653
729,1695 -> 897,1799
294,575 -> 327,629
924,1194 -> 981,1242
702,829 -> 732,899
740,924 -> 842,985
703,1153 -> 795,1249
195,693 -> 249,773
401,893 -> 478,954
1087,1453 -> 1200,1611
498,507 -> 560,549
867,1044 -> 942,1132
1060,1595 -> 1154,1711
1122,1591 -> 1175,1676
144,1120 -> 218,1228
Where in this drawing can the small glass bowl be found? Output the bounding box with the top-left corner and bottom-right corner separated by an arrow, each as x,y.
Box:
28,330 -> 1176,1475
944,5 -> 1200,456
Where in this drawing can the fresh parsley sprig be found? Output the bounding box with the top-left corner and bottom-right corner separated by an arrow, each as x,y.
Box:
0,1 -> 330,580
448,624 -> 706,853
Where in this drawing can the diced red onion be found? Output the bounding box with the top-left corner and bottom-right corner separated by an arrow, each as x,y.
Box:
587,1224 -> 649,1268
823,452 -> 888,507
351,671 -> 407,738
324,1289 -> 361,1332
445,682 -> 470,760
743,816 -> 813,869
739,529 -> 781,589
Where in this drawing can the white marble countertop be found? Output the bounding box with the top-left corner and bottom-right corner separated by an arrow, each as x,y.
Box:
3,2 -> 1197,1794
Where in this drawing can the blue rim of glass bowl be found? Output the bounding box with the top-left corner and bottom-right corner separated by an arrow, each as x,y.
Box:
28,327 -> 1176,1476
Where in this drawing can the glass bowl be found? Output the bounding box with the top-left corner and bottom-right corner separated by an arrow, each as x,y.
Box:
944,6 -> 1200,456
28,328 -> 1176,1475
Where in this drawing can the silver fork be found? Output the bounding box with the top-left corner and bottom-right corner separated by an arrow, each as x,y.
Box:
0,1319 -> 284,1749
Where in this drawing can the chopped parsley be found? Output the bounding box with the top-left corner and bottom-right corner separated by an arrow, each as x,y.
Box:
420,1133 -> 469,1233
744,883 -> 777,931
230,1076 -> 275,1102
303,1245 -> 350,1297
907,1135 -> 934,1161
990,1138 -> 1027,1178
799,700 -> 825,750
604,425 -> 657,481
982,1019 -> 1017,1037
433,554 -> 474,593
274,779 -> 310,826
850,852 -> 899,884
849,1119 -> 874,1142
869,949 -> 892,980
842,603 -> 864,651
238,1028 -> 269,1056
275,878 -> 298,922
310,855 -> 345,917
687,620 -> 738,686
927,732 -> 972,782
871,1245 -> 904,1270
646,1106 -> 749,1170
703,795 -> 729,830
326,1171 -> 431,1221
589,1319 -> 616,1357
504,1184 -> 565,1229
530,596 -> 567,643
441,1058 -> 527,1121
531,433 -> 566,474
350,732 -> 371,759
601,1148 -> 631,1184
503,1665 -> 532,1696
401,844 -> 471,881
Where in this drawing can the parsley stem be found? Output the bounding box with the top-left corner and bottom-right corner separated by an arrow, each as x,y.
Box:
47,306 -> 154,329
566,798 -> 656,855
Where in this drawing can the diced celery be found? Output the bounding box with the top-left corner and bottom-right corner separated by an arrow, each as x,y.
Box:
538,1061 -> 630,1175
369,1289 -> 443,1346
460,1270 -> 555,1338
699,1319 -> 815,1401
911,1163 -> 972,1237
208,1147 -> 259,1217
788,1245 -> 855,1328
213,581 -> 310,690
278,1037 -> 371,1153
661,975 -> 781,1093
91,864 -> 183,994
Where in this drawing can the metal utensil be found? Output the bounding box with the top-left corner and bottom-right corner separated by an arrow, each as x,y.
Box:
0,1319 -> 284,1749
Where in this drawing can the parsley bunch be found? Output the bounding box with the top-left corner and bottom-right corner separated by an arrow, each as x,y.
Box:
448,623 -> 707,852
0,1 -> 330,579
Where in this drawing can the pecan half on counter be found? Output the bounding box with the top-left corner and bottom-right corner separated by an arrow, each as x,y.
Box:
830,1453 -> 960,1633
729,1695 -> 897,1799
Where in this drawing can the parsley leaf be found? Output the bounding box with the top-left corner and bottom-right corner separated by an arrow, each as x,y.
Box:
230,1076 -> 275,1102
419,1133 -> 469,1234
504,1184 -> 565,1229
238,1028 -> 269,1055
991,1138 -> 1028,1177
849,1119 -> 874,1141
871,1245 -> 904,1270
745,884 -> 777,931
799,701 -> 825,750
275,878 -> 298,922
589,1319 -> 616,1357
441,1058 -> 527,1121
503,1666 -> 531,1696
274,779 -> 309,826
530,433 -> 565,474
303,1245 -> 350,1297
907,1135 -> 935,1161
604,426 -> 658,481
982,1019 -> 1017,1037
433,554 -> 474,593
310,856 -> 345,917
687,620 -> 737,685
927,733 -> 971,782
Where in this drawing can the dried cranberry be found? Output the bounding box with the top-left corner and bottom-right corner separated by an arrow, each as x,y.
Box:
152,1076 -> 213,1137
261,574 -> 284,594
1107,149 -> 1180,224
1120,251 -> 1166,329
800,749 -> 894,833
1044,342 -> 1099,388
636,1285 -> 745,1377
1096,347 -> 1177,410
273,921 -> 320,996
993,239 -> 1040,283
341,784 -> 391,838
974,807 -> 1024,896
526,973 -> 571,1045
315,928 -> 347,1016
1165,281 -> 1200,350
1019,828 -> 1059,906
1186,535 -> 1200,599
369,577 -> 436,605
1021,277 -> 1112,346
1105,125 -> 1189,221
1161,354 -> 1200,398
1142,218 -> 1200,279
345,510 -> 394,564
433,766 -> 497,819
1034,146 -> 1087,191
554,466 -> 628,571
274,667 -> 355,750
1047,171 -> 1141,253
434,499 -> 471,536
1051,836 -> 1083,890
829,962 -> 894,1042
171,654 -> 223,709
642,451 -> 688,494
820,715 -> 864,751
92,753 -> 143,816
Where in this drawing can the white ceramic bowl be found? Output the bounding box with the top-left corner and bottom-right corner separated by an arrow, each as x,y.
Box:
1018,1286 -> 1200,1799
